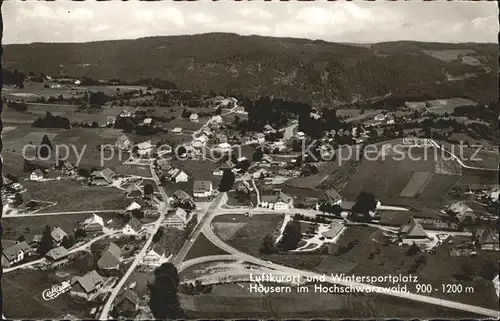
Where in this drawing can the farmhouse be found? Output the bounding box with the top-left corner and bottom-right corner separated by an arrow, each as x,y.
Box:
296,131 -> 306,140
126,201 -> 142,212
476,229 -> 499,251
143,244 -> 167,267
398,218 -> 430,245
324,188 -> 342,205
81,214 -> 105,233
97,242 -> 122,270
255,133 -> 266,144
193,180 -> 213,198
260,192 -> 293,210
167,168 -> 189,183
115,290 -> 139,317
143,118 -> 153,126
119,110 -> 133,118
446,201 -> 478,223
56,160 -> 76,175
171,127 -> 183,134
156,158 -> 172,171
234,106 -> 246,113
189,113 -> 199,122
123,217 -> 143,236
45,246 -> 70,267
173,190 -> 195,208
30,169 -> 44,181
211,115 -> 223,124
165,208 -> 189,229
51,227 -> 68,246
91,168 -> 116,185
2,241 -> 31,267
70,270 -> 105,301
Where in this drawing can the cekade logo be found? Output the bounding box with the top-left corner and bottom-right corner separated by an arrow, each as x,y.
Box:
42,280 -> 72,301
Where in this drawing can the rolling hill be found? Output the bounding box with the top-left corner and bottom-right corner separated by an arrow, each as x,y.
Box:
3,33 -> 498,106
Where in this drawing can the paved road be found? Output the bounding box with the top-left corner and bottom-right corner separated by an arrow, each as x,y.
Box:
99,161 -> 168,320
251,179 -> 260,204
171,192 -> 226,267
201,217 -> 499,318
178,254 -> 240,271
2,209 -> 122,218
430,140 -> 498,171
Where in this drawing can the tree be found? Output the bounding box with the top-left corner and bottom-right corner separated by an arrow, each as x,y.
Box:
78,168 -> 90,177
17,235 -> 26,243
352,192 -> 377,220
181,109 -> 191,119
91,121 -> 99,128
259,234 -> 278,254
152,228 -> 164,243
278,220 -> 302,251
218,169 -> 235,192
132,208 -> 144,219
37,225 -> 54,256
13,193 -> 23,207
252,148 -> 264,162
215,107 -> 222,115
61,235 -> 75,249
39,134 -> 53,158
144,184 -> 154,196
74,228 -> 86,239
149,263 -> 185,319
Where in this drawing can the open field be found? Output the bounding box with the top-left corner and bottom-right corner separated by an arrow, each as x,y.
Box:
21,180 -> 128,213
212,222 -> 248,241
286,160 -> 360,191
213,214 -> 282,258
180,282 -> 481,319
422,49 -> 476,62
2,212 -> 119,241
2,267 -> 97,319
184,234 -> 229,261
168,118 -> 204,132
157,227 -> 186,256
399,172 -> 434,197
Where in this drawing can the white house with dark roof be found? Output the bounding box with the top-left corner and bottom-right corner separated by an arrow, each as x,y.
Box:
30,169 -> 44,181
171,127 -> 183,134
142,244 -> 168,267
398,218 -> 430,245
81,214 -> 104,233
189,113 -> 199,122
91,168 -> 116,186
193,180 -> 213,198
123,217 -> 143,236
167,168 -> 189,183
165,208 -> 189,229
2,241 -> 31,267
260,192 -> 293,210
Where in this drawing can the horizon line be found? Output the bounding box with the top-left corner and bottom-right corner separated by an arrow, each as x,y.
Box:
3,32 -> 497,46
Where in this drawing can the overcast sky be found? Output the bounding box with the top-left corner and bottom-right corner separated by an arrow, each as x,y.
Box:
2,1 -> 498,44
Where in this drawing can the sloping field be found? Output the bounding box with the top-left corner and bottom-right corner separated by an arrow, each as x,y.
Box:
400,172 -> 433,197
213,222 -> 248,241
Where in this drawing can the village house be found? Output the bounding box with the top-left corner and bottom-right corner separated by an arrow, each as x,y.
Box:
167,168 -> 189,183
2,241 -> 31,267
123,217 -> 143,236
114,290 -> 139,317
192,134 -> 209,148
126,183 -> 144,198
115,135 -> 131,150
212,169 -> 224,176
193,180 -> 213,198
97,242 -> 122,270
70,270 -> 105,301
165,207 -> 189,229
251,133 -> 264,145
51,227 -> 68,246
252,168 -> 270,180
106,116 -> 116,126
260,192 -> 293,210
142,118 -> 153,126
296,131 -> 306,140
119,110 -> 132,118
172,190 -> 195,209
137,141 -> 154,156
45,246 -> 70,268
32,234 -> 42,245
374,113 -> 386,121
234,106 -> 246,114
189,113 -> 199,123
446,201 -> 478,223
236,180 -> 253,193
215,142 -> 232,153
125,201 -> 142,213
475,229 -> 499,251
211,115 -> 223,125
143,244 -> 167,267
216,133 -> 228,144
91,168 -> 116,186
171,127 -> 183,135
156,159 -> 172,172
81,214 -> 105,233
324,188 -> 342,206
398,218 -> 430,245
30,169 -> 44,181
263,124 -> 276,134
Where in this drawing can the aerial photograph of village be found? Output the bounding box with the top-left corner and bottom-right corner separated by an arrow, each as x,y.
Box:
0,1 -> 498,320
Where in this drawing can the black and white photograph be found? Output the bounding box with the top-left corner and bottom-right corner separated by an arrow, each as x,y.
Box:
0,1 -> 499,319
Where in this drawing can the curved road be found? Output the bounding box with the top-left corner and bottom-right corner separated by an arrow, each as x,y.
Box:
200,216 -> 499,318
178,254 -> 240,271
430,140 -> 498,171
